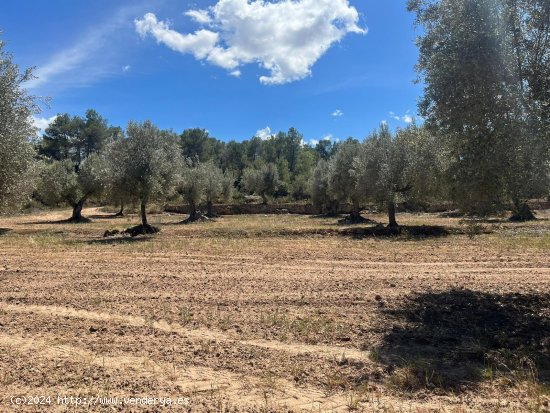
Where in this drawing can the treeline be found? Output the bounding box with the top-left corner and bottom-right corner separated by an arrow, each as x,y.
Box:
1,0 -> 548,230
32,112 -> 338,225
28,111 -> 548,229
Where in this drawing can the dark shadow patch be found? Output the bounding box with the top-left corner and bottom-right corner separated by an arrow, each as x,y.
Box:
337,215 -> 376,225
20,218 -> 92,225
87,237 -> 151,245
309,214 -> 343,219
341,225 -> 451,239
124,224 -> 160,237
88,214 -> 127,220
0,228 -> 12,236
179,213 -> 214,225
373,289 -> 550,392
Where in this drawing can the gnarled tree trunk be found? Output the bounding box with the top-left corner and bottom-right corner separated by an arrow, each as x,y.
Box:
69,198 -> 89,223
349,199 -> 363,222
124,199 -> 159,236
206,200 -> 216,218
387,201 -> 399,228
115,200 -> 124,217
510,199 -> 536,222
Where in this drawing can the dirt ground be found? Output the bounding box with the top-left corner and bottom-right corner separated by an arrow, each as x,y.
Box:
0,208 -> 549,412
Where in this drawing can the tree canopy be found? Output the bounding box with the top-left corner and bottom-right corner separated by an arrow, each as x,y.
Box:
0,38 -> 38,212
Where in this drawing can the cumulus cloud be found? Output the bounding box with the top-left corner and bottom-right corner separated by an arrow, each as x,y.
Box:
32,115 -> 58,136
256,126 -> 273,140
135,0 -> 365,85
122,65 -> 131,72
389,110 -> 414,124
331,109 -> 344,117
136,13 -> 220,60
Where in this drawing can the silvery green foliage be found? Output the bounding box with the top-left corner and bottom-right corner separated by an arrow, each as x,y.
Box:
0,39 -> 38,211
309,159 -> 335,213
118,121 -> 181,206
408,0 -> 550,214
327,138 -> 364,213
354,124 -> 444,217
105,136 -> 135,206
354,124 -> 404,208
203,163 -> 224,205
37,154 -> 107,208
176,159 -> 207,211
202,162 -> 234,204
220,170 -> 235,203
242,163 -> 279,203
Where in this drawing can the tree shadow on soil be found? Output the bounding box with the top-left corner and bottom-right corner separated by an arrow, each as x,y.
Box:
88,214 -> 126,220
340,225 -> 451,239
0,228 -> 12,236
87,237 -> 151,245
20,218 -> 92,225
373,289 -> 550,392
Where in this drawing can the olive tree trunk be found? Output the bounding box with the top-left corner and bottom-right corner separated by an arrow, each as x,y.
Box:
115,200 -> 124,217
206,200 -> 215,218
348,199 -> 363,222
189,200 -> 199,221
387,201 -> 399,228
69,198 -> 88,223
140,200 -> 148,226
510,199 -> 536,222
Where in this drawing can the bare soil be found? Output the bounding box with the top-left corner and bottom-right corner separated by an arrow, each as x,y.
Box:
0,208 -> 549,412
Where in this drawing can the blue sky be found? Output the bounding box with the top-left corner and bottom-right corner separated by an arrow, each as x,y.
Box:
2,0 -> 422,144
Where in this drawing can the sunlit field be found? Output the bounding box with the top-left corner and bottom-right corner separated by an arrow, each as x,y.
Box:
1,208 -> 548,412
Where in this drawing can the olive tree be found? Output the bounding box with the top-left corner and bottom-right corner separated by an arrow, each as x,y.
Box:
242,163 -> 280,204
408,0 -> 550,218
37,154 -> 107,222
328,138 -> 366,222
117,121 -> 180,232
0,38 -> 38,212
176,160 -> 207,222
309,160 -> 338,215
105,137 -> 134,216
203,163 -> 234,217
354,124 -> 443,228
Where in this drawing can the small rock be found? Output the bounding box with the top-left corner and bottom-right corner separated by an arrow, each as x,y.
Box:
375,295 -> 382,301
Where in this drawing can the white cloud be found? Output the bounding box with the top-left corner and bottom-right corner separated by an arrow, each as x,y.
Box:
229,69 -> 241,77
136,0 -> 365,85
185,9 -> 212,24
389,110 -> 414,124
256,126 -> 273,140
122,65 -> 131,72
381,120 -> 388,126
136,13 -> 220,60
321,134 -> 333,141
331,109 -> 343,117
389,111 -> 401,121
309,139 -> 319,146
32,115 -> 58,136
